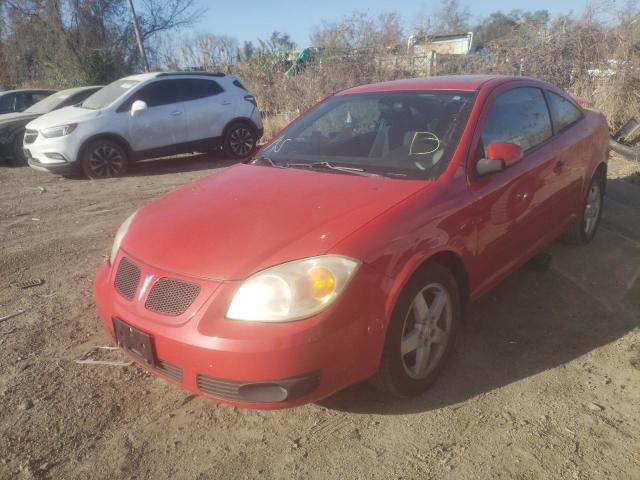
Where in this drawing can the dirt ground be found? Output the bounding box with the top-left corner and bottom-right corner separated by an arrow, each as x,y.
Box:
1,153 -> 639,480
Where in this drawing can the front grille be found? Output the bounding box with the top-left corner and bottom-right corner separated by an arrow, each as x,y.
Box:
145,278 -> 200,316
156,360 -> 183,382
24,129 -> 38,144
114,257 -> 141,300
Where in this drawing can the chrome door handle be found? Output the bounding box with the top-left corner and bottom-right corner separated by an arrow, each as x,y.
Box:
170,110 -> 182,116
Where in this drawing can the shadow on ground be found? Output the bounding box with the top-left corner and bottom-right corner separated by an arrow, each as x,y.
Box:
128,152 -> 239,177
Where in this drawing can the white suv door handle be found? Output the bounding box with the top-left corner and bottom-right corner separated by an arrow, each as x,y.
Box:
221,101 -> 232,106
170,110 -> 182,116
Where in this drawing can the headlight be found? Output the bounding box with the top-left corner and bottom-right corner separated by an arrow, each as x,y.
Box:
227,255 -> 360,322
41,123 -> 77,138
109,212 -> 137,264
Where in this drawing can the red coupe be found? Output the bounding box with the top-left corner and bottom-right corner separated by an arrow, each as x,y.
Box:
94,75 -> 609,408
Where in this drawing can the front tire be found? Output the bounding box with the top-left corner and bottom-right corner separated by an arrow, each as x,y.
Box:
223,122 -> 257,159
80,140 -> 128,179
9,132 -> 27,166
372,263 -> 461,397
562,172 -> 605,245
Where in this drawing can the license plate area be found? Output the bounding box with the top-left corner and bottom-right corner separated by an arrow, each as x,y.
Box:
113,317 -> 156,367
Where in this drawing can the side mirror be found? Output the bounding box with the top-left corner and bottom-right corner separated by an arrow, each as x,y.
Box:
476,142 -> 523,176
130,100 -> 147,117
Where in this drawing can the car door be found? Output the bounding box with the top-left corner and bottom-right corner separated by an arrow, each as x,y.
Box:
126,79 -> 188,152
182,78 -> 230,142
543,89 -> 587,221
467,85 -> 560,293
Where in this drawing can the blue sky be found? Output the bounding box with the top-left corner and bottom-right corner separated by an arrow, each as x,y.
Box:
193,0 -> 590,47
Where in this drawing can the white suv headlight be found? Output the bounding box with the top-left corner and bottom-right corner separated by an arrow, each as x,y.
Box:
109,212 -> 137,264
227,255 -> 360,322
41,123 -> 78,138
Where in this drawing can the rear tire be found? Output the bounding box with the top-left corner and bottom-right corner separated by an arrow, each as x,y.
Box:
372,263 -> 461,397
9,132 -> 27,166
80,140 -> 128,179
562,172 -> 605,245
223,122 -> 257,159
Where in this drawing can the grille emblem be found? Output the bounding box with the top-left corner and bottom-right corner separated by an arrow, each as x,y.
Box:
138,273 -> 155,300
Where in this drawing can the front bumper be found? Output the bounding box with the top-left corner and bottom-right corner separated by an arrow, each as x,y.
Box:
93,253 -> 388,409
24,130 -> 81,170
28,157 -> 80,175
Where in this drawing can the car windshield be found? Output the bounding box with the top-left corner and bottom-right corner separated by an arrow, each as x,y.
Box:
81,80 -> 139,110
258,90 -> 475,179
25,90 -> 74,114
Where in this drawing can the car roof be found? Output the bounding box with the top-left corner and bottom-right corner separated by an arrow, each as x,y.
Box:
337,75 -> 530,95
0,88 -> 56,96
55,86 -> 103,95
120,71 -> 229,82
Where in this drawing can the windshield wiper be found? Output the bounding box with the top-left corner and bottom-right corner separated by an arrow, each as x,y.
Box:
253,155 -> 286,168
284,161 -> 379,177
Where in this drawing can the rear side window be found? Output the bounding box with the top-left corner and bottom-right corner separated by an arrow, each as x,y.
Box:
233,79 -> 247,90
482,87 -> 552,153
181,79 -> 223,101
547,91 -> 582,133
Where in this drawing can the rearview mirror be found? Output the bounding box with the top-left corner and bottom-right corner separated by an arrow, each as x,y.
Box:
476,142 -> 523,176
131,100 -> 147,117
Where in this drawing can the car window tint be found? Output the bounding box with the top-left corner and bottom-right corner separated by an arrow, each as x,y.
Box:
482,87 -> 552,153
232,79 -> 247,90
15,93 -> 32,111
31,92 -> 50,103
181,79 -> 224,101
132,80 -> 183,108
547,91 -> 582,133
0,94 -> 15,111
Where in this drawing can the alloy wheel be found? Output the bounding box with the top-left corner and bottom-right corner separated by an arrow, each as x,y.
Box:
229,127 -> 255,157
88,145 -> 125,178
400,283 -> 452,379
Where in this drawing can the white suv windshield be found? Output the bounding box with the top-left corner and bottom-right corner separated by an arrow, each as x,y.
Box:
259,91 -> 475,179
81,80 -> 139,110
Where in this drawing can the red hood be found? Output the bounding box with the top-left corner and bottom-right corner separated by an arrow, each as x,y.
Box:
121,164 -> 427,280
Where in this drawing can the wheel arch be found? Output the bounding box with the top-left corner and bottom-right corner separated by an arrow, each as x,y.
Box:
77,133 -> 133,163
384,249 -> 471,328
222,117 -> 261,139
594,161 -> 607,193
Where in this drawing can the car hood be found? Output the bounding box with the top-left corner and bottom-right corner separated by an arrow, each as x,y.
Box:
121,164 -> 428,280
26,106 -> 100,130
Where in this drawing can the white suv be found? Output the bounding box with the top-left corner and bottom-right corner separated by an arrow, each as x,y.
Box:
25,72 -> 263,178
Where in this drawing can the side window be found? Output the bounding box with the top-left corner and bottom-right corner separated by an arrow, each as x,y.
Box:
0,94 -> 15,112
181,79 -> 224,102
547,91 -> 582,133
14,93 -> 32,111
129,80 -> 183,108
481,87 -> 552,153
232,79 -> 247,91
31,92 -> 50,103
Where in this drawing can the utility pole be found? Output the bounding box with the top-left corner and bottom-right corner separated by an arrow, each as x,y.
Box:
126,0 -> 150,72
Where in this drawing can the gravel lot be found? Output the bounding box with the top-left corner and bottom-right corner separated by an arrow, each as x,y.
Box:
1,154 -> 639,480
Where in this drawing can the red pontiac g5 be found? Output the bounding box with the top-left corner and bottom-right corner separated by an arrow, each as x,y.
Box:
94,75 -> 609,408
